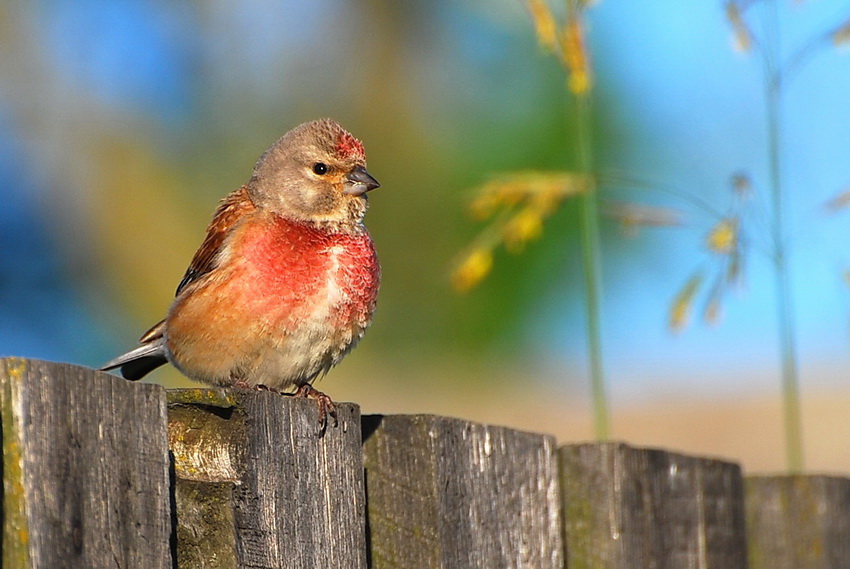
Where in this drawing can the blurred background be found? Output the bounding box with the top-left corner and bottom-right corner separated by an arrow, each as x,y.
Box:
2,0 -> 850,473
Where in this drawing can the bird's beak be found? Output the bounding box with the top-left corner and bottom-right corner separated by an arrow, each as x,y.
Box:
343,165 -> 380,196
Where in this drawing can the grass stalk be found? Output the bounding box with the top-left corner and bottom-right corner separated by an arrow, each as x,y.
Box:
574,88 -> 609,440
763,0 -> 803,472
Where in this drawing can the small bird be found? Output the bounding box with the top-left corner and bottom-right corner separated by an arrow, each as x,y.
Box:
100,119 -> 381,425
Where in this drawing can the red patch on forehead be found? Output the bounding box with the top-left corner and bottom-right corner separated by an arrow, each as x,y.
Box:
335,131 -> 365,160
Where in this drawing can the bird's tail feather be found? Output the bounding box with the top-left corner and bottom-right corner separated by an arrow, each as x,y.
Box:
99,339 -> 167,381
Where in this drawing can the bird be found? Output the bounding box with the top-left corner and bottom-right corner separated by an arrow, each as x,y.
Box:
100,118 -> 381,426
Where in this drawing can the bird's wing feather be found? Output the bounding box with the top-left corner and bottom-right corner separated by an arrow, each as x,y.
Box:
175,186 -> 255,296
139,318 -> 165,343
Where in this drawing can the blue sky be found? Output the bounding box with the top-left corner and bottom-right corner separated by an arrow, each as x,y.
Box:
532,1 -> 850,400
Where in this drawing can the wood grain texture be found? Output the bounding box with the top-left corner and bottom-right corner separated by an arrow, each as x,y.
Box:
0,357 -> 172,568
560,442 -> 747,569
361,414 -> 563,569
746,475 -> 850,569
168,389 -> 367,569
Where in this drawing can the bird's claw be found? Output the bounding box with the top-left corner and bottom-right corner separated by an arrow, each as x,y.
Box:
293,383 -> 338,431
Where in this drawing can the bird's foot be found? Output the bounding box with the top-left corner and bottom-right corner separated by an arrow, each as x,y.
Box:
293,383 -> 338,430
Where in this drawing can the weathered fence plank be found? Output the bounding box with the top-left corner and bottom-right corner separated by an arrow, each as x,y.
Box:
361,414 -> 563,569
746,475 -> 850,569
8,357 -> 850,567
168,389 -> 367,569
0,357 -> 173,568
560,442 -> 747,569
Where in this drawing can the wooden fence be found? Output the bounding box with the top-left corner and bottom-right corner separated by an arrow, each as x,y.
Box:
1,357 -> 848,568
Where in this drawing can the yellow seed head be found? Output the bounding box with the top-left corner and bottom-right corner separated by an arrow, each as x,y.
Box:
468,171 -> 583,220
561,18 -> 593,94
670,274 -> 702,332
568,73 -> 592,95
527,0 -> 560,54
503,208 -> 544,252
469,181 -> 523,220
452,249 -> 494,292
705,218 -> 738,255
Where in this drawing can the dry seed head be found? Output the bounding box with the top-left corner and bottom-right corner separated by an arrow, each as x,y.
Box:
561,18 -> 593,94
603,200 -> 685,237
503,208 -> 544,252
703,295 -> 723,325
824,187 -> 850,212
731,172 -> 752,197
705,218 -> 738,255
529,174 -> 581,212
722,251 -> 746,290
469,172 -> 583,219
670,273 -> 703,332
468,178 -> 530,219
452,249 -> 494,292
527,0 -> 560,54
725,2 -> 752,52
834,19 -> 850,48
468,194 -> 502,221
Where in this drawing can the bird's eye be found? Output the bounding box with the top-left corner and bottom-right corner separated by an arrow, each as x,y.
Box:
312,162 -> 328,175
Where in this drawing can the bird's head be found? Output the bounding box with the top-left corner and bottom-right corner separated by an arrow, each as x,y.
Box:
247,118 -> 380,230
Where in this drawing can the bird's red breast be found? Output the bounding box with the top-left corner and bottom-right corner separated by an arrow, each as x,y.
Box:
165,203 -> 379,388
233,213 -> 380,327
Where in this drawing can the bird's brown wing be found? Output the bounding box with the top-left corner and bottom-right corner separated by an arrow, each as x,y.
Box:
175,186 -> 256,296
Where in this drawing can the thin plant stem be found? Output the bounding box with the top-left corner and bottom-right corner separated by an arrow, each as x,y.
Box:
764,0 -> 803,473
575,90 -> 609,440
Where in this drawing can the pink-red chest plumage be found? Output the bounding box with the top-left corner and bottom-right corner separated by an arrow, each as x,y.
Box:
165,211 -> 380,388
234,215 -> 380,330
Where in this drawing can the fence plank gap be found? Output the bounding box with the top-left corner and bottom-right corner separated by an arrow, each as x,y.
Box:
361,414 -> 563,569
168,388 -> 367,569
746,475 -> 850,569
560,442 -> 747,569
0,357 -> 173,568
